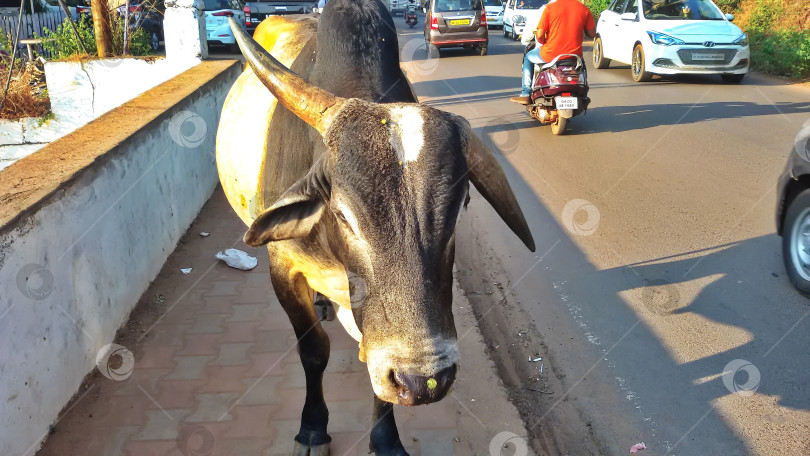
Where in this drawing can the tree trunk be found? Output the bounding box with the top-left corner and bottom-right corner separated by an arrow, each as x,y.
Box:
91,0 -> 113,57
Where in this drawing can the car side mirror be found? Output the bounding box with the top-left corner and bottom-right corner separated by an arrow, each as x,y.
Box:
725,13 -> 734,21
620,12 -> 637,21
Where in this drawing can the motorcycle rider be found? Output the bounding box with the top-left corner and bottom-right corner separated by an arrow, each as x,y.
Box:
510,0 -> 596,104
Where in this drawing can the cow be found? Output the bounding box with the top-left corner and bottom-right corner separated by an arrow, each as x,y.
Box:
216,1 -> 535,454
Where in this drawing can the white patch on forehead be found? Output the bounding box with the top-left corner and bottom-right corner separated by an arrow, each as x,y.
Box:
388,106 -> 424,163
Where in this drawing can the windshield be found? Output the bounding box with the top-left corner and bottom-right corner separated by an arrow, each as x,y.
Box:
203,0 -> 243,10
434,0 -> 482,12
515,0 -> 545,9
484,0 -> 502,6
642,0 -> 724,20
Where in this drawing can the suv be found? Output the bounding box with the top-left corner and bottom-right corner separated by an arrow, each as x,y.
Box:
425,0 -> 489,56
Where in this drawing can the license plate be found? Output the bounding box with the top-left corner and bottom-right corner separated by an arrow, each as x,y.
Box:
555,96 -> 578,110
449,19 -> 470,25
692,52 -> 724,61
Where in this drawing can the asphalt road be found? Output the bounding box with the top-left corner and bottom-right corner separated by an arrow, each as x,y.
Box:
393,17 -> 810,456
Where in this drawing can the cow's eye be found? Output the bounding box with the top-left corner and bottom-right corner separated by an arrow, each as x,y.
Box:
334,211 -> 348,224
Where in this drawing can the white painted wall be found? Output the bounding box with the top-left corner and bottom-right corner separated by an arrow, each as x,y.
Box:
0,64 -> 240,455
0,58 -> 197,170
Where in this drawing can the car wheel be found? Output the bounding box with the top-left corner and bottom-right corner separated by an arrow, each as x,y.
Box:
782,189 -> 810,295
721,73 -> 745,83
631,44 -> 652,82
479,45 -> 488,56
593,36 -> 610,69
512,28 -> 519,41
503,25 -> 508,37
550,116 -> 567,135
150,31 -> 160,51
427,43 -> 440,58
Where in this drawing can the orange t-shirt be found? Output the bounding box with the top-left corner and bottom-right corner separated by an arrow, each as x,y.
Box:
536,0 -> 596,63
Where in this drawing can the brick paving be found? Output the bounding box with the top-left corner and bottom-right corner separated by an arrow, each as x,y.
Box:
34,188 -> 527,456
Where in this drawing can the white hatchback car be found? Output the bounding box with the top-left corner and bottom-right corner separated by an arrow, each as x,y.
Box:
593,0 -> 749,82
502,0 -> 546,40
203,0 -> 246,52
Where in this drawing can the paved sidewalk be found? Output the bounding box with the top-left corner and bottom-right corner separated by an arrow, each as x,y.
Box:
35,188 -> 527,456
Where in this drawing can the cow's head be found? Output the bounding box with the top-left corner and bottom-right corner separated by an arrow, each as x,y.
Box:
231,20 -> 534,406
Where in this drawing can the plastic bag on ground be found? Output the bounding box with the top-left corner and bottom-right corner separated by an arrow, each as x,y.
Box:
215,249 -> 258,271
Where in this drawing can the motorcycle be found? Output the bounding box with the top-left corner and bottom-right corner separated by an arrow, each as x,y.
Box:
525,54 -> 590,135
404,5 -> 418,28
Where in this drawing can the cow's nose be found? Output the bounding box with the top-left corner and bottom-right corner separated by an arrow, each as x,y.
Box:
390,364 -> 457,406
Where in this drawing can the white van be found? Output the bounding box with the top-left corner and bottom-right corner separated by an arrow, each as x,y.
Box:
502,0 -> 546,40
389,0 -> 406,13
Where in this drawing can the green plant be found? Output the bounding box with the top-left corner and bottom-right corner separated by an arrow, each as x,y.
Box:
712,0 -> 743,12
585,0 -> 612,20
40,14 -> 96,58
39,14 -> 154,59
748,29 -> 810,79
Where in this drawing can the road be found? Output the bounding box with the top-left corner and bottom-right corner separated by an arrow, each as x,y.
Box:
394,16 -> 810,456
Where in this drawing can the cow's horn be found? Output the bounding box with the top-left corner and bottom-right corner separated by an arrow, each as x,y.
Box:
229,18 -> 344,135
461,123 -> 536,252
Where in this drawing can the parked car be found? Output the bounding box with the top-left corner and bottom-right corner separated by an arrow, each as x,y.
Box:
502,0 -> 545,40
777,122 -> 810,295
243,0 -> 316,34
483,0 -> 503,28
424,0 -> 488,56
593,0 -> 749,82
203,0 -> 246,52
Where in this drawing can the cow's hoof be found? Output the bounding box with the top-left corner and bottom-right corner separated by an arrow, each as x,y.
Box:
293,440 -> 330,455
368,441 -> 409,455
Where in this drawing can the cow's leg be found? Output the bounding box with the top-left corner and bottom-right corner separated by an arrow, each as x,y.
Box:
270,266 -> 331,456
369,396 -> 409,455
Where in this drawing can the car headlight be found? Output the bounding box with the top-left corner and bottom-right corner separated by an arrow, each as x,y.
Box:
732,33 -> 749,47
514,14 -> 525,25
647,31 -> 684,46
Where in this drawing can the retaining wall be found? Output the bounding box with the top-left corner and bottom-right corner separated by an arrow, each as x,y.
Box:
0,60 -> 241,455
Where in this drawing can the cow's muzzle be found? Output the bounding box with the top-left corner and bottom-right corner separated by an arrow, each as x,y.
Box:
390,364 -> 457,406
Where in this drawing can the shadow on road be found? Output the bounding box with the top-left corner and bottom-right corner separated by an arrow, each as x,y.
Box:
581,100 -> 810,134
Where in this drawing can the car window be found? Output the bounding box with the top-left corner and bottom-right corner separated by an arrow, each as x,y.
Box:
514,0 -> 544,9
643,0 -> 724,20
484,0 -> 502,5
625,0 -> 638,14
202,0 -> 243,10
434,0 -> 482,11
609,0 -> 628,13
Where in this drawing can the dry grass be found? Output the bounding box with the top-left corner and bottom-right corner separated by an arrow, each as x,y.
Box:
733,0 -> 810,31
0,63 -> 50,120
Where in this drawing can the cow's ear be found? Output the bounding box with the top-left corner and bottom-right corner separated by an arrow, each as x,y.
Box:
244,160 -> 330,247
455,117 -> 536,252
